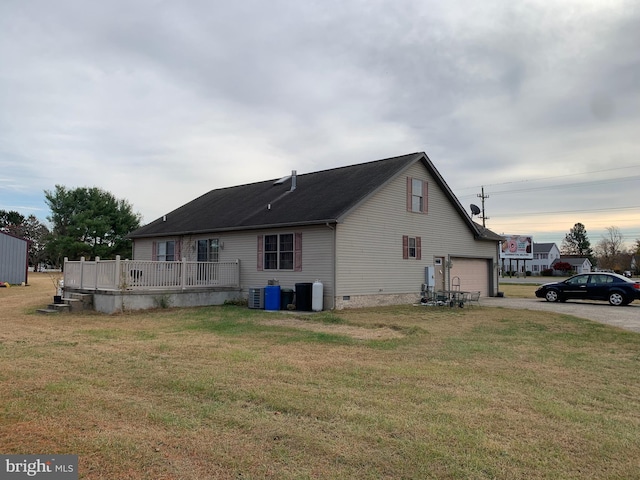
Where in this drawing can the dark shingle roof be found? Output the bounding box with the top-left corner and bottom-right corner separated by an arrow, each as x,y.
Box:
533,243 -> 557,253
129,152 -> 501,241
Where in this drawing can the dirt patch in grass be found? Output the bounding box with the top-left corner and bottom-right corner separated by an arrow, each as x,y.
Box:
257,317 -> 405,340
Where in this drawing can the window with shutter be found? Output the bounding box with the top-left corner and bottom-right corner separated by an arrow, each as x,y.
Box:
156,241 -> 175,261
403,235 -> 422,260
257,235 -> 263,271
259,233 -> 299,271
406,177 -> 428,213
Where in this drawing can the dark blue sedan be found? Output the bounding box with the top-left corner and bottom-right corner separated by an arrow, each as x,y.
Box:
535,272 -> 640,306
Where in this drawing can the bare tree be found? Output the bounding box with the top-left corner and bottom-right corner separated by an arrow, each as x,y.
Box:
595,226 -> 625,271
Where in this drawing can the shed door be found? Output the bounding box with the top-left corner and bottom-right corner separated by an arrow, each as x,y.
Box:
450,258 -> 490,297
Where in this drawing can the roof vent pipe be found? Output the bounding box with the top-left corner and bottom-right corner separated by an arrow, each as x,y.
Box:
290,170 -> 297,192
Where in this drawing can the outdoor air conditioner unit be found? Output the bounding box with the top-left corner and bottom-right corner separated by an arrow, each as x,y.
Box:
248,287 -> 264,309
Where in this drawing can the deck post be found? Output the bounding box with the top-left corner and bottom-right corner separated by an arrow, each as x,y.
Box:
94,257 -> 100,290
181,257 -> 187,290
63,257 -> 68,288
115,255 -> 121,290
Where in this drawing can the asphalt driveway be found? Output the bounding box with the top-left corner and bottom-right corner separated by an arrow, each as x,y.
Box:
481,296 -> 640,333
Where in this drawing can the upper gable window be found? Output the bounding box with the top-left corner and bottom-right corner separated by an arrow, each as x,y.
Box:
407,177 -> 428,213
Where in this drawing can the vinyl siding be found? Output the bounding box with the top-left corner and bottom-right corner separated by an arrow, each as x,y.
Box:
132,225 -> 336,307
0,232 -> 28,284
336,162 -> 497,297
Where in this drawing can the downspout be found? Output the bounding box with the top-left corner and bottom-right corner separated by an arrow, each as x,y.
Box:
326,222 -> 336,310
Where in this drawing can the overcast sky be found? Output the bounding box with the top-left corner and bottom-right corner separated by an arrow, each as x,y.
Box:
1,0 -> 639,247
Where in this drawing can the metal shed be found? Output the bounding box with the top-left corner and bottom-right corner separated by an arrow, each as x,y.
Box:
0,231 -> 29,284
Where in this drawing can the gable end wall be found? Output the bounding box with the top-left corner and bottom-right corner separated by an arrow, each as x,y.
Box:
335,162 -> 498,304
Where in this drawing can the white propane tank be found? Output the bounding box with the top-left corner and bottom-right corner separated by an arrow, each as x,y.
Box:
312,279 -> 323,311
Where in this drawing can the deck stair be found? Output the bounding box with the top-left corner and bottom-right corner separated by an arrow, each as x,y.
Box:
36,292 -> 94,315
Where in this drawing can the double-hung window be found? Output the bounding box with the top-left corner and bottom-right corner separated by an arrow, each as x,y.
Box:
197,239 -> 220,263
156,241 -> 175,261
264,233 -> 293,270
407,177 -> 428,213
403,235 -> 422,260
258,233 -> 302,271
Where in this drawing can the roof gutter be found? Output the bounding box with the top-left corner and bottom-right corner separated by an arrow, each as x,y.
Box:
128,218 -> 340,239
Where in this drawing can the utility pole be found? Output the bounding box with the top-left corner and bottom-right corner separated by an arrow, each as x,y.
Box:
477,186 -> 489,227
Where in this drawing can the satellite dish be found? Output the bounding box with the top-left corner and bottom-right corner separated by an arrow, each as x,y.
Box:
470,204 -> 481,216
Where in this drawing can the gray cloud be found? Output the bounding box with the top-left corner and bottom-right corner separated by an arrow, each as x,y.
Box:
0,0 -> 638,243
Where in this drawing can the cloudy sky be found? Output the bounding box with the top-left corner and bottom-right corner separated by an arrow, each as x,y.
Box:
1,0 -> 639,246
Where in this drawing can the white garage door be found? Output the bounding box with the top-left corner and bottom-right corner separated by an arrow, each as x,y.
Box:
450,258 -> 490,297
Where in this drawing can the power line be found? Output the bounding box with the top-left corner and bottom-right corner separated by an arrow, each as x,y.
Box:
456,164 -> 640,193
457,174 -> 640,199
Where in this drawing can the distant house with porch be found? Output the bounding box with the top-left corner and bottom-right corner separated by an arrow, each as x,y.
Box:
124,152 -> 503,311
0,231 -> 29,284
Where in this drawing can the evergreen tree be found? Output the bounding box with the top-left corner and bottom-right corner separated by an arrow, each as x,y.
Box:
44,185 -> 141,263
561,223 -> 594,261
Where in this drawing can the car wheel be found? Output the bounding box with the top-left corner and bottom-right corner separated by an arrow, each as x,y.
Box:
608,292 -> 626,306
545,290 -> 559,302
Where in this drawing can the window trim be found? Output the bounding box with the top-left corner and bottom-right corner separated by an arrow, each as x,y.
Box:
406,177 -> 428,214
197,238 -> 220,263
402,235 -> 422,260
153,240 -> 178,262
257,233 -> 302,271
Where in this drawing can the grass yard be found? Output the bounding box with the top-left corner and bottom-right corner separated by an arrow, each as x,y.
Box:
1,273 -> 640,479
498,282 -> 540,298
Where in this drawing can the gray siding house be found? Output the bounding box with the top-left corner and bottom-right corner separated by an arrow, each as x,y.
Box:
129,152 -> 503,309
0,231 -> 29,285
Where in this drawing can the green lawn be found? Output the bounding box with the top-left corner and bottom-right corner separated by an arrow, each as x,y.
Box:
2,278 -> 640,479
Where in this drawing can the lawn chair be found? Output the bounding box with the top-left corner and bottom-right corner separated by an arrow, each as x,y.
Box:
467,291 -> 481,307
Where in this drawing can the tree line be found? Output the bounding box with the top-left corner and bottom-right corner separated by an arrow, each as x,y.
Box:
1,186 -> 141,269
561,222 -> 639,273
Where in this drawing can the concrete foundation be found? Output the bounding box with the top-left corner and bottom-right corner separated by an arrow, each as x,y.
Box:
65,287 -> 243,314
333,292 -> 420,310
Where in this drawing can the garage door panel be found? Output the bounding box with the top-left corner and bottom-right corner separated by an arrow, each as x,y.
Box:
450,258 -> 490,297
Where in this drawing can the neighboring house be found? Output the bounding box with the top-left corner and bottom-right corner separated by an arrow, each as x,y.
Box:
553,256 -> 592,275
129,152 -> 504,309
0,231 -> 29,284
531,243 -> 561,275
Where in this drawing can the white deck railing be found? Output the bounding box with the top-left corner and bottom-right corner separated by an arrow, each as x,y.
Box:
63,256 -> 240,291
